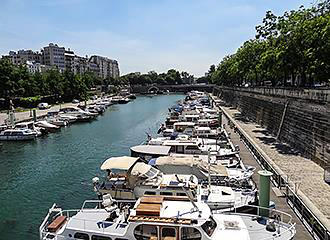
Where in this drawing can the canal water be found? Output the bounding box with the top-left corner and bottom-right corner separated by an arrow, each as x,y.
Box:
0,94 -> 183,240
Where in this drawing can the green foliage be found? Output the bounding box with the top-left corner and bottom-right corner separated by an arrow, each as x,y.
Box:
0,59 -> 108,100
118,69 -> 194,85
211,1 -> 330,87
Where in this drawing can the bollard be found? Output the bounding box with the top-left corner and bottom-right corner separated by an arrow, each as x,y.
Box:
258,170 -> 273,217
33,109 -> 37,122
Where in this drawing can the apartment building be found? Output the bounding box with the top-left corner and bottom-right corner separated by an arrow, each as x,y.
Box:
65,49 -> 75,72
7,50 -> 42,65
3,44 -> 120,78
89,55 -> 120,79
42,43 -> 65,72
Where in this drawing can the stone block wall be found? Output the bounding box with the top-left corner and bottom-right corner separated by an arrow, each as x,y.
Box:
214,86 -> 330,168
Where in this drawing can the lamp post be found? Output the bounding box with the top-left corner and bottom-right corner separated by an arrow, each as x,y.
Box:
59,95 -> 62,110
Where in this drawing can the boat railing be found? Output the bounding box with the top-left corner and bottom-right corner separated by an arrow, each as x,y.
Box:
213,204 -> 296,240
40,200 -> 136,239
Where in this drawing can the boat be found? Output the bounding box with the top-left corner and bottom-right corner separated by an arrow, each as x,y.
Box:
0,129 -> 37,141
60,107 -> 98,119
40,195 -> 296,240
35,121 -> 60,132
47,118 -> 68,127
94,156 -> 256,211
118,97 -> 130,104
58,114 -> 77,123
15,121 -> 46,136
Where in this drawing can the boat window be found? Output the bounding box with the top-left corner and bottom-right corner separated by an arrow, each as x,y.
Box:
185,146 -> 199,150
201,217 -> 217,237
92,236 -> 112,240
4,131 -> 11,136
134,224 -> 158,240
145,191 -> 156,195
176,192 -> 187,197
160,192 -> 173,196
143,167 -> 159,179
161,227 -> 176,239
181,227 -> 202,240
74,232 -> 90,240
177,145 -> 184,153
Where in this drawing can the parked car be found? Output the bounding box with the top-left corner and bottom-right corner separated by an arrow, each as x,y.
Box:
38,102 -> 50,109
72,99 -> 80,103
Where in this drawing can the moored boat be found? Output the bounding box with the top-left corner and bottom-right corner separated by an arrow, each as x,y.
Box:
39,195 -> 296,240
0,129 -> 37,141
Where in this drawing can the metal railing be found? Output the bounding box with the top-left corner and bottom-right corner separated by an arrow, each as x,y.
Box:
221,108 -> 330,240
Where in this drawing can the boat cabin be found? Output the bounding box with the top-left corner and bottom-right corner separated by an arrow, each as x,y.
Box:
173,122 -> 195,135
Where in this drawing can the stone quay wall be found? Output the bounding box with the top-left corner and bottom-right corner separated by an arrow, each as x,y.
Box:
213,86 -> 330,169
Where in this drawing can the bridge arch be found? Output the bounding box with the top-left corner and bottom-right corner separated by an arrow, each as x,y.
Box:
148,86 -> 159,93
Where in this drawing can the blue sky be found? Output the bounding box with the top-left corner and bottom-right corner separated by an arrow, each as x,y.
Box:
0,0 -> 314,76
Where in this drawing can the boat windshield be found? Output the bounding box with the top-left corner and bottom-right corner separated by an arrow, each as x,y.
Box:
201,216 -> 217,237
143,167 -> 159,179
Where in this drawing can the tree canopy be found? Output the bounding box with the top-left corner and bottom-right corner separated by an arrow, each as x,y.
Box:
0,58 -> 102,100
210,1 -> 330,87
118,69 -> 194,86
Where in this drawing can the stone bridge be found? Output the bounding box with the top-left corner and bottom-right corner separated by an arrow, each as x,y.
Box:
131,84 -> 216,94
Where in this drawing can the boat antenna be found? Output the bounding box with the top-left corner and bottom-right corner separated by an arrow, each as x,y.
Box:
174,174 -> 202,217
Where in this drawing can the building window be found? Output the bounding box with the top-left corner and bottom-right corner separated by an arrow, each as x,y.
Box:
181,227 -> 202,240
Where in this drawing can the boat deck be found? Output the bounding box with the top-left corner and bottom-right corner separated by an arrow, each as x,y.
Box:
65,209 -> 128,236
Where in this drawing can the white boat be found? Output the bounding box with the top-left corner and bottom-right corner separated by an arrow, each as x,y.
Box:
58,114 -> 77,123
94,157 -> 256,211
35,121 -> 60,132
47,118 -> 68,127
40,195 -> 296,240
0,129 -> 37,141
15,121 -> 44,136
60,107 -> 98,118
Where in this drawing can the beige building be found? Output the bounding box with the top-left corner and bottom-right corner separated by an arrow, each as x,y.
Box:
89,55 -> 120,79
42,43 -> 65,72
7,50 -> 42,65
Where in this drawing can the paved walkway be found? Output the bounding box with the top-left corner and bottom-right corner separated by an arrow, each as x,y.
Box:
0,101 -> 94,125
223,116 -> 312,240
221,106 -> 330,222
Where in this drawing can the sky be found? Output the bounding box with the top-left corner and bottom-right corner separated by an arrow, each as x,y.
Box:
0,0 -> 315,76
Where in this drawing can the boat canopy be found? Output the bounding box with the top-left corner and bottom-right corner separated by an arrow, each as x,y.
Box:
100,156 -> 139,171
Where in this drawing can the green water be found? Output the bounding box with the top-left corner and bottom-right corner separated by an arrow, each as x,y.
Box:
0,94 -> 183,240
